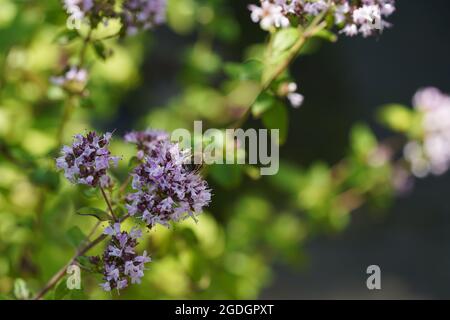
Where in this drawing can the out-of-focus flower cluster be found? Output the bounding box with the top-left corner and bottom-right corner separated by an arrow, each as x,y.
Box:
279,82 -> 304,108
121,0 -> 167,35
56,131 -> 120,188
63,0 -> 116,27
248,0 -> 396,38
62,0 -> 166,34
50,66 -> 89,94
404,88 -> 450,178
126,130 -> 212,228
96,223 -> 151,292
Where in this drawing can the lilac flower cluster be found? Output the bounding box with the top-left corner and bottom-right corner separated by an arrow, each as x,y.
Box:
50,66 -> 88,93
338,0 -> 396,37
100,223 -> 151,292
63,0 -> 116,27
404,88 -> 450,177
248,0 -> 396,37
124,129 -> 169,160
56,131 -> 120,188
121,0 -> 167,36
61,0 -> 166,35
125,131 -> 212,228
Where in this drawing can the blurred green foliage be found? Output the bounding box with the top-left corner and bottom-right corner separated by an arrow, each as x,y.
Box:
0,0 -> 417,300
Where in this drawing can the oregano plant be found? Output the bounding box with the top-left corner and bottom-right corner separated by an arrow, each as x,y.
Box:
0,0 -> 448,301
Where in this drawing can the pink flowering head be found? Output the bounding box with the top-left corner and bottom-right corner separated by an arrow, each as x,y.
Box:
99,223 -> 151,292
344,0 -> 396,38
126,138 -> 212,228
62,0 -> 166,35
121,0 -> 167,36
124,129 -> 169,160
63,0 -> 117,27
248,1 -> 396,38
56,131 -> 120,188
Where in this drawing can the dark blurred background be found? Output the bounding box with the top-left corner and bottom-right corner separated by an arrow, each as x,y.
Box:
117,0 -> 450,299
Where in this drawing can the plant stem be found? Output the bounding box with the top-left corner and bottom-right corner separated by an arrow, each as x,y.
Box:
100,186 -> 118,222
34,214 -> 130,300
118,175 -> 132,198
56,28 -> 94,145
94,31 -> 120,42
79,28 -> 93,66
230,17 -> 327,129
33,224 -> 105,300
57,95 -> 76,146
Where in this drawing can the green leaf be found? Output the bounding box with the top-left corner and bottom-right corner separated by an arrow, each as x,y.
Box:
298,38 -> 322,56
224,59 -> 263,82
209,164 -> 242,189
298,163 -> 333,212
30,168 -> 60,191
178,228 -> 199,245
268,161 -> 303,194
252,92 -> 276,118
313,29 -> 338,42
377,104 -> 414,133
76,207 -> 111,221
54,29 -> 80,45
188,44 -> 222,74
69,289 -> 88,300
263,28 -> 302,84
92,41 -> 112,60
66,226 -> 87,248
167,0 -> 196,34
350,123 -> 377,157
272,27 -> 301,54
128,156 -> 141,168
0,294 -> 10,300
261,101 -> 289,145
80,98 -> 95,109
54,279 -> 70,300
78,185 -> 98,198
226,80 -> 261,109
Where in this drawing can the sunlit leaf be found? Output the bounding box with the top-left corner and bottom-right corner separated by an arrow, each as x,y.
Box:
76,207 -> 111,221
261,101 -> 288,145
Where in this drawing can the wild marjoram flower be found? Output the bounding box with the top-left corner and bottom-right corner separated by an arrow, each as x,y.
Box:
56,131 -> 120,188
248,0 -> 396,38
54,130 -> 211,293
404,88 -> 450,178
63,0 -> 116,27
124,129 -> 169,160
62,0 -> 166,35
98,223 -> 151,292
125,131 -> 212,228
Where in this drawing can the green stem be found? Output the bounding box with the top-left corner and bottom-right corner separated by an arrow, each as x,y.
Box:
79,28 -> 93,66
34,213 -> 130,300
100,186 -> 118,222
57,95 -> 76,146
33,230 -> 107,300
230,16 -> 328,129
